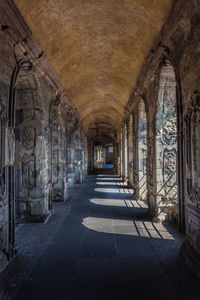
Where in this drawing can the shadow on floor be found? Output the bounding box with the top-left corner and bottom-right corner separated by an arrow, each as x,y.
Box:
0,174 -> 199,300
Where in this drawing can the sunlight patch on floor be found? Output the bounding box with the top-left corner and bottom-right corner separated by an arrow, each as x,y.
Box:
90,198 -> 127,207
96,182 -> 118,185
95,187 -> 131,194
130,200 -> 148,209
82,217 -> 174,240
97,175 -> 114,177
96,178 -> 118,181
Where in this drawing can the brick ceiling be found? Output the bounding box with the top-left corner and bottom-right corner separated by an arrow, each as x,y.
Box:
15,0 -> 173,128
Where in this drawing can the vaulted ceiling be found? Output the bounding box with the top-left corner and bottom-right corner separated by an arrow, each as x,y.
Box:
15,0 -> 173,128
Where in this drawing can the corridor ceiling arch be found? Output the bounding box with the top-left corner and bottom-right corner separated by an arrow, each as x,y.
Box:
15,0 -> 174,128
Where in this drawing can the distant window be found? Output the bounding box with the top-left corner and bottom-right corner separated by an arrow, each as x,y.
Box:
109,147 -> 113,153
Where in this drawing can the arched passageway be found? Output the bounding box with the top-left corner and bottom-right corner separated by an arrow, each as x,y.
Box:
94,145 -> 114,169
0,0 -> 200,296
87,123 -> 117,174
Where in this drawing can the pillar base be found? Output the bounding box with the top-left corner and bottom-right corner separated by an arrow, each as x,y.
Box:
53,188 -> 64,202
19,209 -> 54,224
0,251 -> 9,273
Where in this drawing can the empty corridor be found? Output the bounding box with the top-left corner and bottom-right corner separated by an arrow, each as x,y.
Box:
0,175 -> 199,300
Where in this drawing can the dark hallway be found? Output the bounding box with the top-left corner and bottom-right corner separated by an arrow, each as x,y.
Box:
0,175 -> 199,300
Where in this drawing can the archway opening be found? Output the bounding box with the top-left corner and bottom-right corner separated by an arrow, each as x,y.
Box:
93,142 -> 114,170
87,123 -> 116,174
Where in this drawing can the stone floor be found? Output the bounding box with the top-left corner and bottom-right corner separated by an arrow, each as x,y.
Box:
0,175 -> 200,300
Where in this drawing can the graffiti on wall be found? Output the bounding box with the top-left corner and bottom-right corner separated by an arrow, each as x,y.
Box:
156,67 -> 177,208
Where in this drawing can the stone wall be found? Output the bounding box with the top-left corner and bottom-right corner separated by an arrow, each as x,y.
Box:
0,0 -> 87,271
119,0 -> 200,279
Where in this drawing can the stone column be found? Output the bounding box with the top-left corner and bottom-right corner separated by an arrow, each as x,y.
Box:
127,114 -> 134,186
132,112 -> 139,198
113,139 -> 119,175
121,127 -> 125,180
146,114 -> 157,219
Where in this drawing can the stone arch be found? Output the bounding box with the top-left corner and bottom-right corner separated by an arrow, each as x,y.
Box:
0,57 -> 35,257
156,63 -> 178,222
138,99 -> 147,201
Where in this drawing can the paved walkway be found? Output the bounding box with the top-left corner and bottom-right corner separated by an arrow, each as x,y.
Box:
0,175 -> 200,300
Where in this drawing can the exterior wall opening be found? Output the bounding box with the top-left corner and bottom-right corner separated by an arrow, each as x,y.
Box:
94,145 -> 114,169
